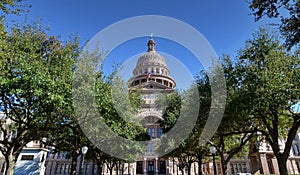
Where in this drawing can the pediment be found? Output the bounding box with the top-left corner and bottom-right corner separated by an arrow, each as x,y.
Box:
140,81 -> 170,90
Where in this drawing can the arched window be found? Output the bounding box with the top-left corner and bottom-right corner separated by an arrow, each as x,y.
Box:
158,128 -> 163,138
293,144 -> 299,156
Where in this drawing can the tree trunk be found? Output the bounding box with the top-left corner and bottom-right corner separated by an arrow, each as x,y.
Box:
70,153 -> 79,175
277,156 -> 288,175
97,161 -> 103,175
220,154 -> 228,175
221,161 -> 227,175
197,159 -> 203,175
116,163 -> 119,175
187,162 -> 192,175
4,154 -> 16,175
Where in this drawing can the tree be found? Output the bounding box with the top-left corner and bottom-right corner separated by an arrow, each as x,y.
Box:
208,56 -> 257,175
0,23 -> 79,175
46,122 -> 90,175
156,79 -> 210,175
233,28 -> 300,175
48,42 -> 147,174
86,144 -> 111,175
248,0 -> 300,49
0,0 -> 29,15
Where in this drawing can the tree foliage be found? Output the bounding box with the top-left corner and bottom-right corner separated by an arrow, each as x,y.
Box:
232,28 -> 300,175
207,56 -> 258,175
155,77 -> 211,175
0,22 -> 80,175
0,0 -> 29,15
248,0 -> 300,49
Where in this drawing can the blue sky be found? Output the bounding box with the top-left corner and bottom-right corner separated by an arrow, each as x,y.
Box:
17,0 -> 265,56
7,0 -> 268,89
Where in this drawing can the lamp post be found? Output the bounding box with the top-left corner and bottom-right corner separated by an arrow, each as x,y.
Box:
155,157 -> 158,175
80,146 -> 88,175
144,156 -> 147,175
210,146 -> 217,175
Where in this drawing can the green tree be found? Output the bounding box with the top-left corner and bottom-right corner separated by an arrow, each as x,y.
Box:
86,144 -> 111,175
0,0 -> 29,15
46,122 -> 90,175
0,23 -> 79,175
248,0 -> 300,49
49,42 -> 147,174
209,56 -> 257,175
233,28 -> 300,175
156,80 -> 210,175
43,46 -> 105,175
71,46 -> 149,174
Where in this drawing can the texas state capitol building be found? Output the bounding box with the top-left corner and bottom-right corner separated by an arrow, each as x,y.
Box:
127,36 -> 176,175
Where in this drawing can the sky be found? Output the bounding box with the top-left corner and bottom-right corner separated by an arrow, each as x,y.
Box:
6,0 -> 269,89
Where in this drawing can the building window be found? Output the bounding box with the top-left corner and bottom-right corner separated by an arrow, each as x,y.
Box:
46,150 -> 52,158
136,161 -> 143,174
157,128 -> 163,138
151,128 -> 155,139
55,164 -> 61,174
159,161 -> 166,174
85,163 -> 90,174
65,164 -> 70,174
230,164 -> 234,174
147,143 -> 155,153
294,144 -> 300,156
148,161 -> 154,173
148,144 -> 151,152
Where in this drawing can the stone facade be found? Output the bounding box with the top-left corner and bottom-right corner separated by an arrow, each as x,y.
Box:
249,133 -> 300,174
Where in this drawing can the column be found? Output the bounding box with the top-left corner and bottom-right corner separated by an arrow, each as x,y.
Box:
260,154 -> 270,174
287,159 -> 293,174
271,157 -> 279,174
155,126 -> 158,139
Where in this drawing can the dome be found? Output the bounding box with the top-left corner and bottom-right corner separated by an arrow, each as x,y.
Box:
136,37 -> 167,67
130,36 -> 176,89
136,51 -> 167,67
132,36 -> 170,77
